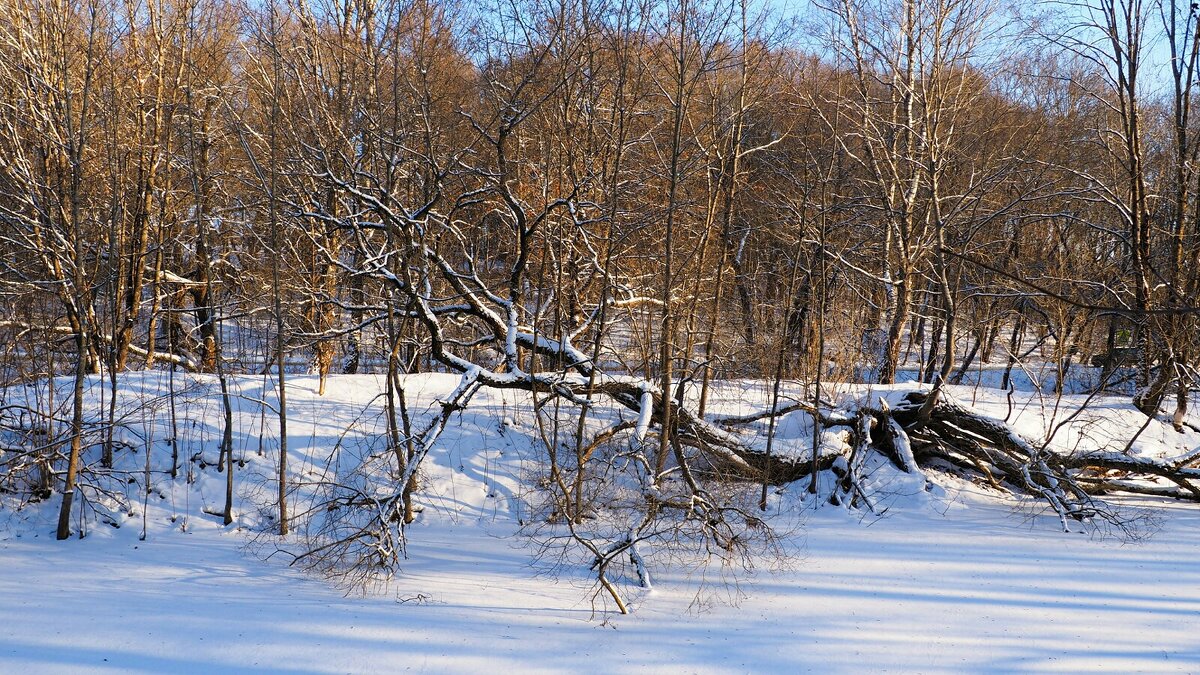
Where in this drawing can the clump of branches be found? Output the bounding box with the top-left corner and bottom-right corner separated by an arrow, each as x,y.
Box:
284,371 -> 480,589
519,384 -> 797,615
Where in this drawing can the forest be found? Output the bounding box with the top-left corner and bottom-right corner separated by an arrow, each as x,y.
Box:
2,0 -> 1200,619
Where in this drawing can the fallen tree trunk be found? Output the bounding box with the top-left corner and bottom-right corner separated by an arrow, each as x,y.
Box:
703,387 -> 1200,524
889,391 -> 1200,526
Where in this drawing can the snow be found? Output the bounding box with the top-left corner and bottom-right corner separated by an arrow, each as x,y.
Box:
634,387 -> 653,445
3,496 -> 1197,672
1,372 -> 1199,672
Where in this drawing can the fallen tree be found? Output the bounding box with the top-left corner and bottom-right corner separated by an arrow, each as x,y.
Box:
261,11 -> 1200,606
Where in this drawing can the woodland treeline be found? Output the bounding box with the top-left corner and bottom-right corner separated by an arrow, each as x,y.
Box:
2,0 -> 1200,579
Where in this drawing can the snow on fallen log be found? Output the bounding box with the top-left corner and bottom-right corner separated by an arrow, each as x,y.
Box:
633,387 -> 653,446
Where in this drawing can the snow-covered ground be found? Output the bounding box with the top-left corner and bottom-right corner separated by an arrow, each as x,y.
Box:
2,373 -> 1198,672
